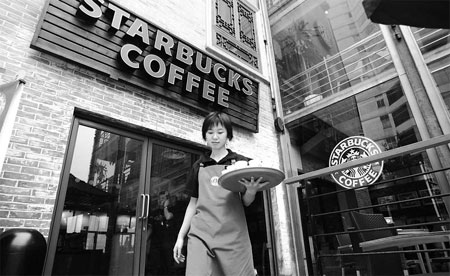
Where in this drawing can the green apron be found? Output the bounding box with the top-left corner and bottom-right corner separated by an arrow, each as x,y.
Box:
186,164 -> 255,276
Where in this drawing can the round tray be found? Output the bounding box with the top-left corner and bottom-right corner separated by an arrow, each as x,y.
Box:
218,167 -> 285,193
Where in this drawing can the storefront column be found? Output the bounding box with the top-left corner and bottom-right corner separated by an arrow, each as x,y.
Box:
400,26 -> 450,134
259,0 -> 305,273
381,24 -> 450,215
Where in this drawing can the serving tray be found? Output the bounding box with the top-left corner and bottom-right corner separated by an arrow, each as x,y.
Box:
218,167 -> 285,193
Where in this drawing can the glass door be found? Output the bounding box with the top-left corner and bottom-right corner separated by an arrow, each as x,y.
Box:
144,143 -> 199,275
45,120 -> 147,275
44,119 -> 203,276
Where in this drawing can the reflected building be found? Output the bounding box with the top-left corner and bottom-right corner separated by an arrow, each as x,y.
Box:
271,0 -> 393,114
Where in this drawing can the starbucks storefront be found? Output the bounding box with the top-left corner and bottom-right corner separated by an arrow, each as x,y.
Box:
267,0 -> 450,275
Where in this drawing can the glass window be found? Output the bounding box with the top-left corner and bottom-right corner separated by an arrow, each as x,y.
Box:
429,55 -> 450,112
300,160 -> 450,275
392,104 -> 411,127
413,28 -> 450,55
288,78 -> 424,176
376,96 -> 385,108
412,27 -> 450,112
51,125 -> 145,276
386,83 -> 403,105
380,115 -> 391,129
145,144 -> 198,276
212,0 -> 260,69
269,0 -> 395,115
432,62 -> 450,111
289,77 -> 449,276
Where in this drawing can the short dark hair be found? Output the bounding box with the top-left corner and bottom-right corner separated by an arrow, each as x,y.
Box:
202,111 -> 233,141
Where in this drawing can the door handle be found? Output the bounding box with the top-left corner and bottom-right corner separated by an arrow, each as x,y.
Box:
139,194 -> 145,219
144,194 -> 150,219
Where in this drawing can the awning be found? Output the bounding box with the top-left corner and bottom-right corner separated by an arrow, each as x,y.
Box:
362,0 -> 450,29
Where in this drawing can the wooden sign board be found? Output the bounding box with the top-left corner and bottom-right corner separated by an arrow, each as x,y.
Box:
32,0 -> 259,132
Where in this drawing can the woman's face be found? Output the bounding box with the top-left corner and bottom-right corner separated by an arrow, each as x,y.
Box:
205,123 -> 228,151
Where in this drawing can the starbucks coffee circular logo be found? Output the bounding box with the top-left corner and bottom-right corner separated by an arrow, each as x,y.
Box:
329,136 -> 383,189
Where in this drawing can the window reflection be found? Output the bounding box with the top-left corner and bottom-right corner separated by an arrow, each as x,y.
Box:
289,78 -> 425,176
430,57 -> 450,111
413,28 -> 450,55
288,77 -> 448,222
412,27 -> 450,113
53,125 -> 143,276
291,78 -> 449,275
146,145 -> 197,276
269,0 -> 394,114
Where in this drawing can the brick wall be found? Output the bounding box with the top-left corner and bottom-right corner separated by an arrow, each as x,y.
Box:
0,0 -> 292,273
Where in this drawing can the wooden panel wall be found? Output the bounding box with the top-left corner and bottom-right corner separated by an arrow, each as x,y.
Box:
31,0 -> 259,132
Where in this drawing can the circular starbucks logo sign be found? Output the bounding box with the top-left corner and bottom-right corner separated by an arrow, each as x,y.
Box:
329,136 -> 383,189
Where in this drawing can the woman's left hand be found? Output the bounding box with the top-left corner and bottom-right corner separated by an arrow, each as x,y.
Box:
239,176 -> 269,194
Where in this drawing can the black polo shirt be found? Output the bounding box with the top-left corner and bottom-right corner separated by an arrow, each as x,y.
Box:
185,149 -> 250,198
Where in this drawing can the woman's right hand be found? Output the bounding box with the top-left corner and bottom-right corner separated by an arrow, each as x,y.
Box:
173,237 -> 186,264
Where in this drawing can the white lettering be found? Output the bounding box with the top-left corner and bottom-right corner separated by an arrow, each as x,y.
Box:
76,3 -> 255,107
78,0 -> 103,19
195,52 -> 211,74
108,3 -> 130,30
126,18 -> 150,45
176,42 -> 194,65
217,87 -> 229,108
242,78 -> 253,96
167,64 -> 184,85
213,63 -> 226,83
154,30 -> 174,56
185,72 -> 200,92
227,69 -> 241,91
202,80 -> 215,103
119,44 -> 142,69
142,54 -> 166,78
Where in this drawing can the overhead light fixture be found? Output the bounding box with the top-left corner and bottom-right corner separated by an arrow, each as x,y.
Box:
162,149 -> 186,160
